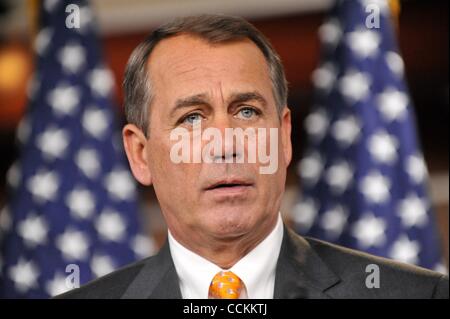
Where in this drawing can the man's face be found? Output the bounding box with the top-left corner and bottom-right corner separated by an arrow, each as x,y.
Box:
124,34 -> 292,244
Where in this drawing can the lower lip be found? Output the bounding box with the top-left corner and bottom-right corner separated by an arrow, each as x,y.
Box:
204,185 -> 253,197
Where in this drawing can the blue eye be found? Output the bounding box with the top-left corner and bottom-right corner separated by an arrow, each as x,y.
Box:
182,113 -> 203,125
237,107 -> 258,119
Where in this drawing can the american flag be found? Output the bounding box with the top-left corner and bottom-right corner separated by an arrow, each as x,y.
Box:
293,0 -> 445,272
0,0 -> 155,298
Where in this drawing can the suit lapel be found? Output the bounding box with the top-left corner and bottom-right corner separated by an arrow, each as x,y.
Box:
121,241 -> 182,299
274,227 -> 341,299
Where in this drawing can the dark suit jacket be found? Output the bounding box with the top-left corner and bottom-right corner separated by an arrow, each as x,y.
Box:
57,227 -> 449,299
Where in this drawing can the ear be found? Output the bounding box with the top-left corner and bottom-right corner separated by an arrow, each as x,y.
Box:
122,124 -> 152,186
280,107 -> 292,167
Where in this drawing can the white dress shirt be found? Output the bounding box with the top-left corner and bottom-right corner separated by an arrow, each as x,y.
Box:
168,213 -> 284,299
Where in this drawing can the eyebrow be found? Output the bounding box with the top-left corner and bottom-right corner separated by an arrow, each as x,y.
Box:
170,91 -> 268,118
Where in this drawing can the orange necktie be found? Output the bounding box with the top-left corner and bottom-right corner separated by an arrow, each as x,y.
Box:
208,271 -> 244,299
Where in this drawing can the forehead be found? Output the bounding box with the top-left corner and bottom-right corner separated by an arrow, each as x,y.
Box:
146,34 -> 273,102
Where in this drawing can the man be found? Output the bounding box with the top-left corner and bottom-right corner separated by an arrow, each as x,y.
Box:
59,14 -> 448,299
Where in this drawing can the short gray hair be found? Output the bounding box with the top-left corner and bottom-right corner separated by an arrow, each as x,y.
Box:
123,14 -> 288,135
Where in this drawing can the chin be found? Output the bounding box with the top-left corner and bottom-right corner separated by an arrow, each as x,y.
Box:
203,206 -> 258,238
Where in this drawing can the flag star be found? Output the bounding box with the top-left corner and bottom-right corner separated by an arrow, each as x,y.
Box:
44,0 -> 59,12
385,51 -> 404,77
47,84 -> 80,116
56,228 -> 90,261
318,18 -> 342,46
8,258 -> 39,293
292,198 -> 318,232
17,115 -> 31,145
433,263 -> 449,275
6,161 -> 21,189
325,161 -> 354,194
88,67 -> 114,97
331,115 -> 361,147
298,152 -> 323,186
78,6 -> 94,32
360,0 -> 389,13
339,70 -> 372,103
104,169 -> 136,201
397,194 -> 429,228
131,234 -> 157,258
0,206 -> 12,232
346,29 -> 381,58
34,27 -> 53,55
367,130 -> 399,164
58,42 -> 86,73
91,254 -> 116,278
27,170 -> 59,202
36,127 -> 70,160
95,209 -> 126,242
359,171 -> 391,204
406,153 -> 427,184
304,108 -> 329,140
46,272 -> 71,297
82,108 -> 109,139
312,63 -> 337,92
376,88 -> 409,122
17,214 -> 48,247
75,148 -> 101,179
66,188 -> 95,219
320,205 -> 348,238
351,213 -> 387,248
389,235 -> 420,265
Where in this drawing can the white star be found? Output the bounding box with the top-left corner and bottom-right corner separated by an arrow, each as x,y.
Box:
47,84 -> 80,116
0,206 -> 12,232
367,130 -> 399,164
88,67 -> 114,97
17,115 -> 31,145
45,272 -> 72,297
346,29 -> 381,58
312,63 -> 337,92
56,228 -> 90,261
66,188 -> 95,219
320,205 -> 348,238
397,193 -> 429,228
95,209 -> 126,242
17,214 -> 48,247
325,161 -> 354,194
351,213 -> 387,248
6,161 -> 21,189
82,108 -> 109,139
360,0 -> 389,13
27,170 -> 59,202
331,115 -> 361,147
433,263 -> 449,275
318,18 -> 342,46
376,88 -> 409,122
75,148 -> 101,179
304,108 -> 329,140
298,152 -> 323,186
34,27 -> 53,55
58,42 -> 86,73
406,153 -> 428,184
389,235 -> 420,265
8,258 -> 39,293
385,51 -> 404,77
292,198 -> 318,232
78,5 -> 94,32
104,169 -> 136,201
36,127 -> 70,160
131,235 -> 157,258
91,254 -> 116,278
44,0 -> 59,12
359,171 -> 391,204
339,70 -> 371,103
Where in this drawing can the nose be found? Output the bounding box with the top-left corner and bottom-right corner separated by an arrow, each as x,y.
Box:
208,113 -> 242,162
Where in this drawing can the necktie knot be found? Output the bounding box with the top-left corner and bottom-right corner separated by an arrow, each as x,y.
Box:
208,271 -> 244,299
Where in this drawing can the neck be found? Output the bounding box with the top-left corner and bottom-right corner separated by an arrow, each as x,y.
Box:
169,214 -> 279,269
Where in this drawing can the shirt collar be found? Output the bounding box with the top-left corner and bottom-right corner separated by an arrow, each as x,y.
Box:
168,213 -> 284,298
